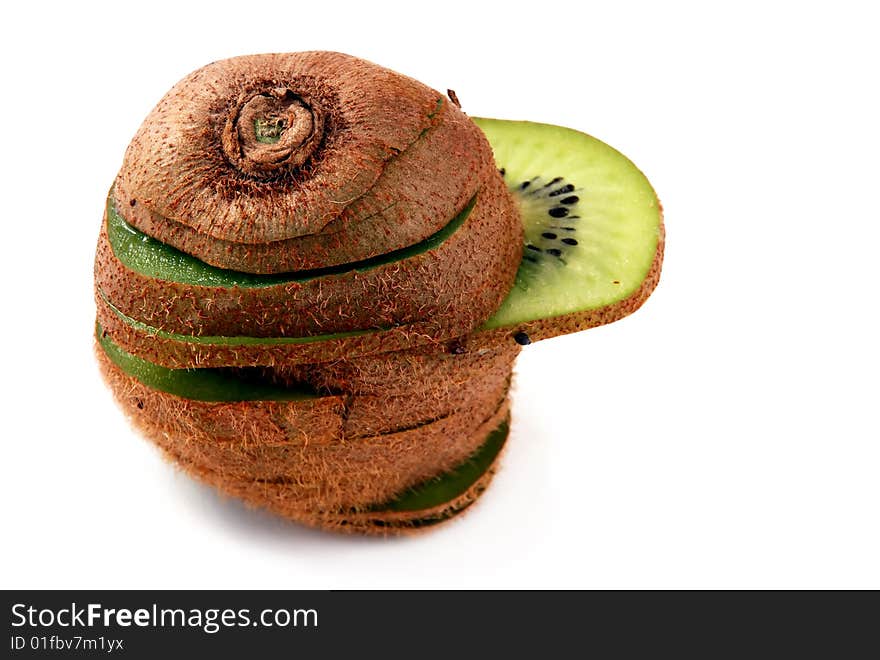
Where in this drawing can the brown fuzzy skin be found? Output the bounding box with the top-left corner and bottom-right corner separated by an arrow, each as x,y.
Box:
100,332 -> 511,518
97,337 -> 512,443
154,403 -> 510,535
96,169 -> 523,338
96,290 -> 470,370
318,460 -> 501,534
120,52 -> 448,246
116,96 -> 496,273
95,218 -> 663,370
170,438 -> 505,535
273,343 -> 521,396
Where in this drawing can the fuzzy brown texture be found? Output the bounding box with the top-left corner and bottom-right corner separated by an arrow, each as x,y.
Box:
97,337 -> 511,443
156,402 -> 510,535
317,461 -> 499,534
99,335 -> 511,520
119,52 -> 446,245
116,96 -> 496,273
96,290 -> 468,370
96,341 -> 343,445
96,169 -> 523,338
176,444 -> 503,535
273,342 -> 521,396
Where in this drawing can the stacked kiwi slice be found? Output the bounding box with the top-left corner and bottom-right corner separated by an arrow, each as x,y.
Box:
94,52 -> 664,533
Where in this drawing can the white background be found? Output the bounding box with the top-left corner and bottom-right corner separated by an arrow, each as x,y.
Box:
1,1 -> 877,589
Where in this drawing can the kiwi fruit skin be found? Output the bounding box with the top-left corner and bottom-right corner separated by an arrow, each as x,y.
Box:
158,402 -> 511,535
96,329 -> 516,441
120,52 -> 446,246
178,419 -> 509,535
272,343 -> 521,396
115,95 -> 496,273
94,288 -> 502,370
98,332 -> 511,521
96,169 -> 523,339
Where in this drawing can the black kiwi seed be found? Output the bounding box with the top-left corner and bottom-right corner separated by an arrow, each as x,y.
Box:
561,238 -> 578,245
548,207 -> 569,218
513,331 -> 532,346
526,244 -> 542,252
520,180 -> 531,190
546,248 -> 562,257
549,183 -> 575,197
541,232 -> 557,239
499,167 -> 506,177
560,196 -> 579,205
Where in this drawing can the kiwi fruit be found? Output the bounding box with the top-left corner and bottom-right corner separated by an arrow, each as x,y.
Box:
95,52 -> 664,534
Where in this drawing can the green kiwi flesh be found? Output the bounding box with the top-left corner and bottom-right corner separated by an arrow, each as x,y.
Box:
474,118 -> 662,330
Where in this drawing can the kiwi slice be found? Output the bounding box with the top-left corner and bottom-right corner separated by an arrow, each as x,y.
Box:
97,169 -> 521,339
96,323 -> 316,402
475,118 -> 663,333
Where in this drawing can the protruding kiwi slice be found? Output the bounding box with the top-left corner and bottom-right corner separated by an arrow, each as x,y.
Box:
476,118 -> 663,335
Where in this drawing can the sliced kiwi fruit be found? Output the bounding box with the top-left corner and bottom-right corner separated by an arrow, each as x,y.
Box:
97,168 -> 521,339
98,117 -> 662,368
474,118 -> 663,342
95,52 -> 663,535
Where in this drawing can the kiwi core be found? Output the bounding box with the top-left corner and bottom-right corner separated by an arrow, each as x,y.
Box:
222,88 -> 323,175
